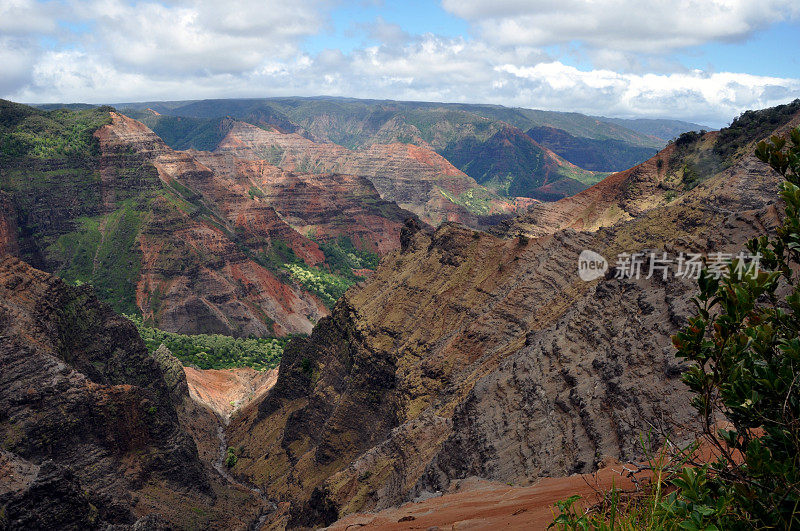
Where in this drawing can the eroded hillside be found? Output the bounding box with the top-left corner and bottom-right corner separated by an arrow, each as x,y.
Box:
0,101 -> 420,337
224,103 -> 797,528
0,256 -> 265,529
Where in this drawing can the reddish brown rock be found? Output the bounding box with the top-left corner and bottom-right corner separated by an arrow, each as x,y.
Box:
215,121 -> 514,226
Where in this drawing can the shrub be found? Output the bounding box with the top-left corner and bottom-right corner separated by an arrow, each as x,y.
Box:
225,447 -> 238,468
127,314 -> 287,371
551,127 -> 800,529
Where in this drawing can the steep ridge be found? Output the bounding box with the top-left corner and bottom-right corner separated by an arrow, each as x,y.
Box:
225,106 -> 793,527
527,125 -> 658,172
441,124 -> 603,199
215,120 -> 514,226
498,102 -> 800,240
1,102 -> 423,337
94,112 -> 329,336
190,151 -> 411,255
0,256 -> 264,528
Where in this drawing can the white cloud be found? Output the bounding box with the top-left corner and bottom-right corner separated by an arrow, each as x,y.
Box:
442,0 -> 800,52
2,0 -> 799,126
66,0 -> 325,75
496,62 -> 800,125
0,0 -> 59,34
0,37 -> 38,94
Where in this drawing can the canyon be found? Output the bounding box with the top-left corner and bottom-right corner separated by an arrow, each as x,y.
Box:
1,97 -> 798,529
221,101 -> 797,527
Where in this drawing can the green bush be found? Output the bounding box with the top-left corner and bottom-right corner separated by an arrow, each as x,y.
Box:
0,103 -> 112,161
551,128 -> 800,529
669,129 -> 800,527
285,262 -> 355,308
225,447 -> 238,468
127,314 -> 287,371
317,236 -> 380,277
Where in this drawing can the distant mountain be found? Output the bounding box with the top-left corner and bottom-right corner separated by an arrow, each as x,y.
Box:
526,125 -> 658,171
120,97 -> 672,199
596,116 -> 714,141
0,100 -> 420,337
441,124 -> 604,199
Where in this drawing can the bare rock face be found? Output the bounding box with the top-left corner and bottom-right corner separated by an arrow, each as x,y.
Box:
184,365 -> 278,421
0,257 -> 192,525
0,192 -> 18,257
215,121 -> 514,226
226,111 -> 791,526
0,256 -> 266,528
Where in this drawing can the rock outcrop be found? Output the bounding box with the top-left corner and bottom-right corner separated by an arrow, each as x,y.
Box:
226,107 -> 795,527
0,256 -> 264,528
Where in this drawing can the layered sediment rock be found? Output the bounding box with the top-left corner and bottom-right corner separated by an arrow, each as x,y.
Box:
0,256 -> 263,528
215,121 -> 514,226
226,110 -> 794,527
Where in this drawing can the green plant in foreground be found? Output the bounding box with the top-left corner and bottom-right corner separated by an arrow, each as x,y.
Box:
551,129 -> 800,529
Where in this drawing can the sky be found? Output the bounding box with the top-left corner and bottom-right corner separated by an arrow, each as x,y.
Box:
2,0 -> 800,127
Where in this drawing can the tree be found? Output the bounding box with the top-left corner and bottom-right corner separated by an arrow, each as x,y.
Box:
550,128 -> 800,530
669,128 -> 800,527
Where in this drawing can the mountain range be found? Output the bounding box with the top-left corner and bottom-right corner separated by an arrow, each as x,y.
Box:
112,97 -> 709,200
2,96 -> 795,530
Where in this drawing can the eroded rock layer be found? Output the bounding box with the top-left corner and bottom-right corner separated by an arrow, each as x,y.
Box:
215,121 -> 514,226
226,108 -> 796,527
0,256 -> 263,529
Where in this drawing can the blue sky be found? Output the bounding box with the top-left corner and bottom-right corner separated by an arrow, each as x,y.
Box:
1,0 -> 799,126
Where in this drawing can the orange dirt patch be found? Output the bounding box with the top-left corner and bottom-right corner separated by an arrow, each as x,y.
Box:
327,463 -> 638,531
184,367 -> 278,420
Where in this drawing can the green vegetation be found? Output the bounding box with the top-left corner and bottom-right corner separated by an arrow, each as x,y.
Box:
551,128 -> 800,529
316,236 -> 380,275
667,130 -> 723,191
53,202 -> 143,315
715,99 -> 800,162
0,101 -> 112,160
131,113 -> 230,152
285,262 -> 355,308
261,238 -> 304,272
225,447 -> 238,468
527,126 -> 658,172
248,186 -> 265,199
275,236 -> 379,308
128,314 -> 287,371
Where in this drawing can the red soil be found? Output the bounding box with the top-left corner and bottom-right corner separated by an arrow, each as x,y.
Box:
327,462 -> 639,530
184,367 -> 278,420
